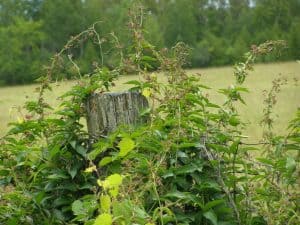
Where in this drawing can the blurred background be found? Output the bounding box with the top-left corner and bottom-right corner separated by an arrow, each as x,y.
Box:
0,0 -> 299,86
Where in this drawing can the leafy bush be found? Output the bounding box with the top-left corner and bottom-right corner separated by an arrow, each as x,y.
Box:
0,5 -> 299,225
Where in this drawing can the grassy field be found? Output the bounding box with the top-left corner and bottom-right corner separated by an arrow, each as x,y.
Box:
0,61 -> 299,141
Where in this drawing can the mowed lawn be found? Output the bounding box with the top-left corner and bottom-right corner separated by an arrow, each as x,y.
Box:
0,61 -> 299,142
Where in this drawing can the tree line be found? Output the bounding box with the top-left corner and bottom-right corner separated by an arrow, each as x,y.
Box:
0,0 -> 299,85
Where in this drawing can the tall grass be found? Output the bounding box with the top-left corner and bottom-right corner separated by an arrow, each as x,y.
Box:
0,61 -> 299,141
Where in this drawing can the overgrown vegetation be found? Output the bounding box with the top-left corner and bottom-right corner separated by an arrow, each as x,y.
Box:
1,0 -> 300,85
0,4 -> 299,225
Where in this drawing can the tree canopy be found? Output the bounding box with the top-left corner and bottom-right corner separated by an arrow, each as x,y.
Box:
0,0 -> 299,85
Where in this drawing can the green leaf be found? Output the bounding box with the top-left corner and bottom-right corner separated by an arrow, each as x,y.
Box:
72,200 -> 85,216
70,140 -> 87,157
47,173 -> 69,180
203,199 -> 225,211
53,197 -> 72,208
162,171 -> 174,179
88,143 -> 109,160
206,102 -> 220,108
229,116 -> 240,126
75,145 -> 87,157
99,156 -> 113,167
118,137 -> 135,157
163,191 -> 198,204
98,173 -> 123,192
106,174 -> 123,187
203,210 -> 218,225
256,158 -> 273,166
68,164 -> 80,179
109,187 -> 120,198
124,80 -> 142,86
142,55 -> 157,62
93,213 -> 112,225
174,163 -> 203,175
286,156 -> 296,172
100,195 -> 111,213
112,200 -> 133,224
196,181 -> 221,192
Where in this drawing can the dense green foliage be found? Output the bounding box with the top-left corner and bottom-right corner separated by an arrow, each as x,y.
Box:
0,0 -> 300,85
0,6 -> 299,225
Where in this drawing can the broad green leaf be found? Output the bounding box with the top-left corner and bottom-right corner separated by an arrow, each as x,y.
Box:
99,156 -> 113,167
93,213 -> 112,225
68,164 -> 80,179
72,200 -> 84,216
203,199 -> 225,211
174,163 -> 203,175
53,197 -> 72,208
229,116 -> 240,126
286,156 -> 296,171
88,143 -> 110,160
100,195 -> 111,213
163,191 -> 198,204
106,174 -> 123,187
70,140 -> 87,157
118,137 -> 135,157
112,200 -> 133,224
203,210 -> 218,225
75,145 -> 87,157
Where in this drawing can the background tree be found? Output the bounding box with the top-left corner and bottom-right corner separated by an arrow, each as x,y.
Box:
0,0 -> 299,85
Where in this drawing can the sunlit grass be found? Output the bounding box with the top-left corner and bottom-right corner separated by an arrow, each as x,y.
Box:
0,61 -> 299,142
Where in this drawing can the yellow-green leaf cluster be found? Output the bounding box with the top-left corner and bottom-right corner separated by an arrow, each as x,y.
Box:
118,137 -> 135,157
97,173 -> 123,197
93,213 -> 112,225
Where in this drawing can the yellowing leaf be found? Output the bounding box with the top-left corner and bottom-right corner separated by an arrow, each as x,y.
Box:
100,195 -> 111,213
93,213 -> 112,225
150,72 -> 157,80
142,87 -> 151,98
106,174 -> 123,187
97,174 -> 123,192
84,165 -> 96,173
118,137 -> 135,157
97,179 -> 109,190
109,187 -> 119,198
17,116 -> 24,124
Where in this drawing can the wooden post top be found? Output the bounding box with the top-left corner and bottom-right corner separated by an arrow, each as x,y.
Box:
85,91 -> 149,139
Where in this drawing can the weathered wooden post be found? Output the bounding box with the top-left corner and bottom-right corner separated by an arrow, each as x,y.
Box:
85,91 -> 149,140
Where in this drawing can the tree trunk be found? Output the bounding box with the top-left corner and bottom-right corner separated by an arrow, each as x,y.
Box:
85,91 -> 149,140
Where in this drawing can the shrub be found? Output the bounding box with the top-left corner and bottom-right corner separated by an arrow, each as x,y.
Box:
0,5 -> 299,225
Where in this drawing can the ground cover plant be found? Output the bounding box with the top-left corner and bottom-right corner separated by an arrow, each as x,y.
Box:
0,4 -> 299,225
